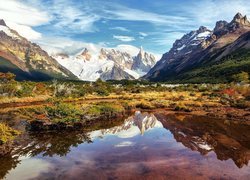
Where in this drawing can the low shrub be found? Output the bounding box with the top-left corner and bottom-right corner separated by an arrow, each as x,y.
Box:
45,103 -> 83,122
86,102 -> 125,115
174,103 -> 192,112
135,101 -> 154,109
0,123 -> 20,145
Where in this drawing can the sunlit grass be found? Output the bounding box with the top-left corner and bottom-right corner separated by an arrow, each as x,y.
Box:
0,123 -> 20,144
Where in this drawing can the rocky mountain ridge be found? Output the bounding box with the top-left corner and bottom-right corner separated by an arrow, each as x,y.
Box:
0,19 -> 76,80
144,13 -> 250,82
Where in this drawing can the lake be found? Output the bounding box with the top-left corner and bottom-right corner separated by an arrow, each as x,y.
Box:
1,111 -> 250,180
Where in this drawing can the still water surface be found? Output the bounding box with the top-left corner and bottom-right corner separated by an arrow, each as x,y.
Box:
1,111 -> 250,179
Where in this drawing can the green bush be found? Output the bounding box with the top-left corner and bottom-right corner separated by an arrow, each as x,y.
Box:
86,103 -> 124,115
16,81 -> 35,97
45,103 -> 83,122
0,82 -> 19,97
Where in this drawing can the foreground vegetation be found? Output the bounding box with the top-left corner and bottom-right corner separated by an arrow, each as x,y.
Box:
0,72 -> 249,145
0,124 -> 20,145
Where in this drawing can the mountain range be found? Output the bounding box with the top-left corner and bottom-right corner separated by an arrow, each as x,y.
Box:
53,46 -> 156,81
144,13 -> 250,83
0,12 -> 249,82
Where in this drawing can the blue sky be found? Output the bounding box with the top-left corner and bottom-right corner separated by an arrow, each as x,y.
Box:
1,0 -> 250,56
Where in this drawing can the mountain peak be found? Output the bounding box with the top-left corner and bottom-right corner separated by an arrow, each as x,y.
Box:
231,12 -> 250,26
233,12 -> 244,20
0,19 -> 6,26
138,46 -> 145,58
80,48 -> 91,61
214,20 -> 228,32
139,46 -> 144,53
197,26 -> 209,33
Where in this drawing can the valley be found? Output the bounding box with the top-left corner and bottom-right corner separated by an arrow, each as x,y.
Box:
0,3 -> 249,179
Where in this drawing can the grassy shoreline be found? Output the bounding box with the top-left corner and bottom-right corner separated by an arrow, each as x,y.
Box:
0,74 -> 249,147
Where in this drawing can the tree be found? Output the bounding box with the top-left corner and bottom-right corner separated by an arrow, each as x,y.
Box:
232,72 -> 249,83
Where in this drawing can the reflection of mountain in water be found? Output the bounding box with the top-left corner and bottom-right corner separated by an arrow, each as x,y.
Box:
1,111 -> 249,179
89,111 -> 163,139
156,113 -> 250,168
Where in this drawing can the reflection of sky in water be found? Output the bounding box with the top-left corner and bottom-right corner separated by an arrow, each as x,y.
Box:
3,112 -> 250,180
5,158 -> 52,180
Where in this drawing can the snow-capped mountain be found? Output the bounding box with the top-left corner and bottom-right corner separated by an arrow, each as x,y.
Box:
53,46 -> 157,81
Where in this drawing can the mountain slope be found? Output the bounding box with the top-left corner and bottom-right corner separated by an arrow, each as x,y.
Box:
177,32 -> 250,83
54,47 -> 157,81
144,13 -> 250,83
0,19 -> 77,81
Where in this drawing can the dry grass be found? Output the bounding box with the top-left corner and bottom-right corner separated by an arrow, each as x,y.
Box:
0,89 -> 236,113
0,123 -> 20,144
0,95 -> 50,104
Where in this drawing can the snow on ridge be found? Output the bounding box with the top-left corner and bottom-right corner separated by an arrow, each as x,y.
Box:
0,25 -> 20,39
196,31 -> 211,39
54,45 -> 157,81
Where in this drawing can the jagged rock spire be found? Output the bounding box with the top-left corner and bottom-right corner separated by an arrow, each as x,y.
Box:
198,26 -> 210,33
233,12 -> 244,20
231,12 -> 250,26
0,19 -> 6,26
138,46 -> 145,58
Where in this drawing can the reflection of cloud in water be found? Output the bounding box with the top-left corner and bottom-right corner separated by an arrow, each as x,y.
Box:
5,158 -> 52,180
114,141 -> 135,147
89,111 -> 163,139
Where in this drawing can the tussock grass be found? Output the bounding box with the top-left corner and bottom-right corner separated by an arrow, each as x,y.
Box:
0,123 -> 20,144
0,95 -> 50,104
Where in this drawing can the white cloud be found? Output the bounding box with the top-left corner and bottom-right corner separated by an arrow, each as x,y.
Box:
102,5 -> 190,26
49,1 -> 100,33
113,35 -> 135,42
184,0 -> 250,29
0,0 -> 50,26
114,44 -> 139,56
114,141 -> 135,147
37,36 -> 106,55
152,32 -> 184,46
6,22 -> 42,40
0,0 -> 49,40
139,32 -> 148,39
139,32 -> 148,37
110,26 -> 130,32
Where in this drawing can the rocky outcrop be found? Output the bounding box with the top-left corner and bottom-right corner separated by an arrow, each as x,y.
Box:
0,19 -> 6,26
